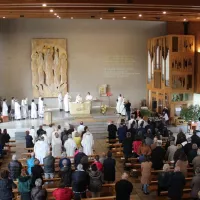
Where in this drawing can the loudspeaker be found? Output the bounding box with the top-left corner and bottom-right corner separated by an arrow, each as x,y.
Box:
108,7 -> 115,13
183,22 -> 189,35
152,101 -> 157,109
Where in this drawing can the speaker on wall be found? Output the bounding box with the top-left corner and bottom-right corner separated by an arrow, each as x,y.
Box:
152,101 -> 157,109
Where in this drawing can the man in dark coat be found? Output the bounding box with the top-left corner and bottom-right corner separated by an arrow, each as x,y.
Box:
72,164 -> 89,199
25,131 -> 34,149
8,154 -> 22,180
43,152 -> 55,179
107,121 -> 117,141
191,131 -> 200,147
117,123 -> 127,143
151,140 -> 166,170
37,126 -> 44,137
103,151 -> 116,182
74,148 -> 87,169
124,100 -> 131,120
168,166 -> 185,200
115,172 -> 133,200
122,132 -> 132,161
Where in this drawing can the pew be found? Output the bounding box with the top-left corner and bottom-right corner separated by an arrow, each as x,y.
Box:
160,188 -> 192,199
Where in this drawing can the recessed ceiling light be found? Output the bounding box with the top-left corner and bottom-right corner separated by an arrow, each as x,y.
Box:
57,15 -> 59,18
123,16 -> 126,19
163,11 -> 166,14
3,17 -> 5,19
50,9 -> 53,12
59,17 -> 61,19
100,18 -> 102,20
54,13 -> 57,16
197,17 -> 200,19
184,18 -> 187,21
112,18 -> 115,20
139,14 -> 142,17
71,17 -> 73,19
42,3 -> 47,7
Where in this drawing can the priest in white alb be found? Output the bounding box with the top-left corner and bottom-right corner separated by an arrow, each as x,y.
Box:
24,98 -> 29,118
34,136 -> 49,164
58,92 -> 63,111
29,126 -> 37,144
75,94 -> 83,103
45,124 -> 54,145
21,99 -> 27,119
64,92 -> 71,113
11,97 -> 15,113
2,99 -> 8,116
116,94 -> 123,114
85,92 -> 93,101
31,100 -> 37,119
81,127 -> 94,155
15,100 -> 21,120
38,98 -> 44,118
64,134 -> 77,157
52,132 -> 62,157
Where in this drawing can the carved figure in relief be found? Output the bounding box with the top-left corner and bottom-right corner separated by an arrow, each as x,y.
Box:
53,48 -> 61,86
60,53 -> 67,85
31,52 -> 39,91
37,52 -> 45,90
44,48 -> 54,86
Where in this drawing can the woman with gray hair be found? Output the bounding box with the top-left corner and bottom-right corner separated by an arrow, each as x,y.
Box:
157,164 -> 173,196
191,167 -> 200,199
31,178 -> 47,200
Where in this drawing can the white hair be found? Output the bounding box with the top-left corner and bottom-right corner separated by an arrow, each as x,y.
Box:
77,164 -> 83,171
35,178 -> 42,187
12,154 -> 17,161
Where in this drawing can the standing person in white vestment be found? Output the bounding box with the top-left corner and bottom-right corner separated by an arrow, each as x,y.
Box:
11,97 -> 15,114
38,98 -> 44,118
85,92 -> 93,101
2,99 -> 8,116
31,100 -> 37,119
81,127 -> 94,155
58,92 -> 63,111
21,99 -> 27,119
64,92 -> 71,113
64,134 -> 77,157
34,136 -> 49,164
77,121 -> 85,134
52,132 -> 62,157
45,124 -> 54,145
24,98 -> 29,118
75,94 -> 83,103
120,97 -> 126,116
29,126 -> 37,144
116,94 -> 123,114
14,100 -> 21,120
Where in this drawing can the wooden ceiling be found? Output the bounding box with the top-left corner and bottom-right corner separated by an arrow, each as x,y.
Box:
1,0 -> 200,21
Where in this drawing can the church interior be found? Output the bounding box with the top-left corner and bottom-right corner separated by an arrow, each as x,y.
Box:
0,0 -> 200,200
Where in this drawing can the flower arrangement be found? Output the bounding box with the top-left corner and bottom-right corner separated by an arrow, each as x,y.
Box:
100,104 -> 107,115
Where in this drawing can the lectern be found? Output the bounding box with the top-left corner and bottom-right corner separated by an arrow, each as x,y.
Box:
44,110 -> 52,126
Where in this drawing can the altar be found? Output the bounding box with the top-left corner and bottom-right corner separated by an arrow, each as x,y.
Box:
69,101 -> 91,115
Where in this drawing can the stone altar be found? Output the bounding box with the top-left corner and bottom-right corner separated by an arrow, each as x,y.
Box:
69,102 -> 91,115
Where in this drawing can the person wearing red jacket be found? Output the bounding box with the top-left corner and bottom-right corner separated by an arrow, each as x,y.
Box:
53,181 -> 73,200
92,155 -> 103,171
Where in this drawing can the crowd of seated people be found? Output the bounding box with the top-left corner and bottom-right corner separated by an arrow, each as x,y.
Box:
107,114 -> 200,199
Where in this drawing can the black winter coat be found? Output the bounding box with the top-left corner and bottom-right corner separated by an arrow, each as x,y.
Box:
43,155 -> 55,173
151,146 -> 165,170
103,157 -> 116,182
168,172 -> 185,199
31,186 -> 47,200
0,179 -> 17,200
88,170 -> 103,192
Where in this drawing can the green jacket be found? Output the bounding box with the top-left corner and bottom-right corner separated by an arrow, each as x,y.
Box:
18,176 -> 31,193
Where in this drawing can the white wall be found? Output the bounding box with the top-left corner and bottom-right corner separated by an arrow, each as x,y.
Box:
0,19 -> 166,107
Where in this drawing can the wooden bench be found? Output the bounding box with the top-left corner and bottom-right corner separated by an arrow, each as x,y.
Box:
149,177 -> 192,191
160,188 -> 192,199
13,183 -> 115,200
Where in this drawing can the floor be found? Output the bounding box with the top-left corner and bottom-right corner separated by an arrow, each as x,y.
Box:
0,107 -> 189,200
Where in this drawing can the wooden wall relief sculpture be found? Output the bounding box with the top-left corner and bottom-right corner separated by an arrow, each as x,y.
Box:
31,39 -> 67,97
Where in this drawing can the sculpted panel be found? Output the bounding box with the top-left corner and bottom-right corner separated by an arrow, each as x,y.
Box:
31,39 -> 68,97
